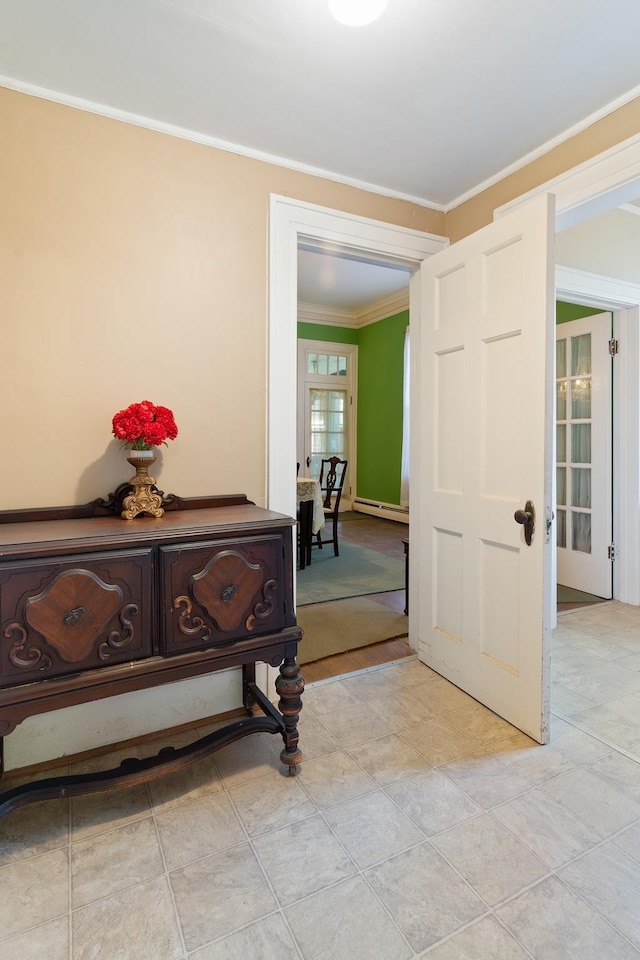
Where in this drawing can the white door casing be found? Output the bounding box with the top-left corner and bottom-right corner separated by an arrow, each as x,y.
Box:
417,193 -> 555,744
556,312 -> 613,597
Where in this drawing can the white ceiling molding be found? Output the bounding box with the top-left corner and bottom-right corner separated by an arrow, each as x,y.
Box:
556,265 -> 640,308
0,75 -> 445,213
495,133 -> 640,231
447,83 -> 640,211
619,203 -> 640,216
297,288 -> 409,328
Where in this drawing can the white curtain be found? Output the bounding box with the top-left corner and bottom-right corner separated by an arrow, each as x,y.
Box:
400,326 -> 410,508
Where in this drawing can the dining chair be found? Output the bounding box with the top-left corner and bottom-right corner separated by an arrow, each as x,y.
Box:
315,457 -> 348,556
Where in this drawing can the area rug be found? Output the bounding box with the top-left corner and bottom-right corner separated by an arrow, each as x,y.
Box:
557,584 -> 607,604
296,596 -> 408,664
296,540 -> 405,606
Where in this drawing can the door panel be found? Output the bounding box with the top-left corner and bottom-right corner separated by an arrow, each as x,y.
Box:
555,313 -> 612,597
418,193 -> 554,744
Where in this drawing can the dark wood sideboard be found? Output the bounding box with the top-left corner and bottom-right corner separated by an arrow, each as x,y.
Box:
0,492 -> 303,819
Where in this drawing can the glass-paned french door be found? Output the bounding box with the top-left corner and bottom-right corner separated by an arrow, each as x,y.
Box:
297,339 -> 356,503
555,313 -> 612,598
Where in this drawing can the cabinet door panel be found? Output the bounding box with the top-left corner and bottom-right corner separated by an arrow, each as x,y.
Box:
0,549 -> 154,684
161,535 -> 287,654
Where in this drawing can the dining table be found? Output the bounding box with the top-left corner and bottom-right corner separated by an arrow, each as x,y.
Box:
296,477 -> 325,569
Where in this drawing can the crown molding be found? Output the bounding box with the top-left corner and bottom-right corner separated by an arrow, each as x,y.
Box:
0,75 -> 445,213
297,288 -> 409,329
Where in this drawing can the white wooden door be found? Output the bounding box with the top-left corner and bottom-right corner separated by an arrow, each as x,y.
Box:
555,313 -> 613,598
417,193 -> 554,744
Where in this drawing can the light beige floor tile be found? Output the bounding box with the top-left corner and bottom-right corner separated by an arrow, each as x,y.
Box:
613,821 -> 640,865
349,733 -> 431,785
73,874 -> 183,960
400,717 -> 478,765
253,814 -> 356,906
190,913 -> 300,960
314,701 -> 393,746
0,797 -> 69,864
554,663 -> 639,704
340,669 -> 408,703
422,914 -> 530,959
406,675 -> 475,716
385,768 -> 483,836
432,814 -> 548,906
497,875 -> 639,960
540,765 -> 640,836
170,842 -> 276,951
606,691 -> 640,719
137,731 -> 223,810
574,633 -> 640,661
438,750 -> 532,808
551,681 -> 597,715
296,714 -> 342,761
285,875 -> 412,960
71,816 -> 164,908
587,752 -> 640,801
488,724 -> 609,785
300,750 -> 377,809
0,915 -> 69,960
212,732 -> 282,788
155,792 -> 246,870
379,658 -> 438,687
444,702 -> 519,746
70,783 -> 152,842
567,705 -> 640,747
229,770 -> 315,838
0,846 -> 69,939
560,842 -> 640,948
301,680 -> 360,716
492,788 -> 603,868
368,690 -> 438,731
365,842 -> 485,952
324,791 -> 424,869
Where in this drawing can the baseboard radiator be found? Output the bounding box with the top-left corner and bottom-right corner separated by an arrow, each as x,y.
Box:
352,498 -> 409,524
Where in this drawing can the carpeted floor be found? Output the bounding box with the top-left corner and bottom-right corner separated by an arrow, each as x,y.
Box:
296,540 -> 405,606
296,595 -> 408,664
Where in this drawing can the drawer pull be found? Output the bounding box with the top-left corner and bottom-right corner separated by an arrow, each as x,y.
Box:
63,606 -> 86,625
220,585 -> 238,602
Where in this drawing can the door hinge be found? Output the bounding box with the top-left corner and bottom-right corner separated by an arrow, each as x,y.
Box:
609,338 -> 619,356
608,543 -> 616,561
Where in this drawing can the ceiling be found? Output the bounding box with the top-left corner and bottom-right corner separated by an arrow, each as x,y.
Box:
2,1 -> 640,311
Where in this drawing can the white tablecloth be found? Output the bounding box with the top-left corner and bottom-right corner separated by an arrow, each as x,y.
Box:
296,478 -> 325,534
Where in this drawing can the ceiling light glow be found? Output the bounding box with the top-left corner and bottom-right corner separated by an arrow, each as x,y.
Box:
328,0 -> 389,27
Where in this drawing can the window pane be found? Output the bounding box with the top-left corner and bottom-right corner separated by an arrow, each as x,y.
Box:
338,356 -> 347,376
556,467 -> 566,506
317,354 -> 328,375
307,353 -> 317,374
556,338 -> 567,378
571,333 -> 591,376
571,423 -> 591,463
572,512 -> 591,554
556,424 -> 566,463
328,355 -> 338,376
557,509 -> 566,548
571,468 -> 591,508
556,381 -> 567,421
571,378 -> 591,419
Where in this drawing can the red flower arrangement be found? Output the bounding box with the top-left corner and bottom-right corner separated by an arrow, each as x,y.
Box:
112,400 -> 178,451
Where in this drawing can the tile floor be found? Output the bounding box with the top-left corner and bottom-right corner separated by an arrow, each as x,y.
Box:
1,601 -> 639,959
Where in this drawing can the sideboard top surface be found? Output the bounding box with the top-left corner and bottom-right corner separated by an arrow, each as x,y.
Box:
0,503 -> 294,560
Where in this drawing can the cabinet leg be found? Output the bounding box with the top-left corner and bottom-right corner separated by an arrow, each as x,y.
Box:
242,663 -> 257,714
275,657 -> 304,772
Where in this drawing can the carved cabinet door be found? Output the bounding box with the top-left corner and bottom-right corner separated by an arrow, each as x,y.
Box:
0,549 -> 154,684
160,535 -> 288,655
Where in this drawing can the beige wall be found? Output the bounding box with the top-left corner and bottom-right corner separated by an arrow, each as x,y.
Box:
446,97 -> 640,242
0,87 -> 445,512
2,85 -> 637,769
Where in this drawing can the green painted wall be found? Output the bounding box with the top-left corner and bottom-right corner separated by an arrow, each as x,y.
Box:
556,301 -> 604,324
298,312 -> 408,505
